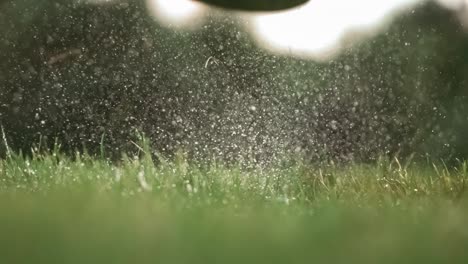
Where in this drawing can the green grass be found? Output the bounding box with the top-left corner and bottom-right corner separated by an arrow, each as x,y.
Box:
1,147 -> 468,263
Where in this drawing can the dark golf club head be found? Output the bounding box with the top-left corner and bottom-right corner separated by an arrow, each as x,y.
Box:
195,0 -> 309,11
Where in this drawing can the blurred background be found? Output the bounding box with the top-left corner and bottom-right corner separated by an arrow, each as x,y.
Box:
1,0 -> 468,165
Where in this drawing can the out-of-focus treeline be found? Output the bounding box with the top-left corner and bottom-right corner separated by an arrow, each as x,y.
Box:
0,0 -> 467,164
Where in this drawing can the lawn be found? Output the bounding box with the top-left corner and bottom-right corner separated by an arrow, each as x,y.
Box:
1,146 -> 468,264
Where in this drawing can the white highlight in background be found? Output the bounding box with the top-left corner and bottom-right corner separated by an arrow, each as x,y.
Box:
436,0 -> 466,10
249,0 -> 422,59
146,0 -> 207,28
144,0 -> 424,59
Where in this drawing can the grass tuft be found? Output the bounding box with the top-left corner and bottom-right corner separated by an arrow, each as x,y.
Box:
1,145 -> 468,263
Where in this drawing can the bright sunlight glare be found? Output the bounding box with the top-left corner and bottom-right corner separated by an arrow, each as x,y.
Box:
146,0 -> 206,28
145,0 -> 425,59
248,0 -> 422,59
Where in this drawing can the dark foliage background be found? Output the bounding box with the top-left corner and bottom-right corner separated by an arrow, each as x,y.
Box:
1,0 -> 468,164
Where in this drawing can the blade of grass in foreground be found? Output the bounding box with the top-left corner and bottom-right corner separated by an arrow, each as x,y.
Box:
0,192 -> 467,264
0,152 -> 468,263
